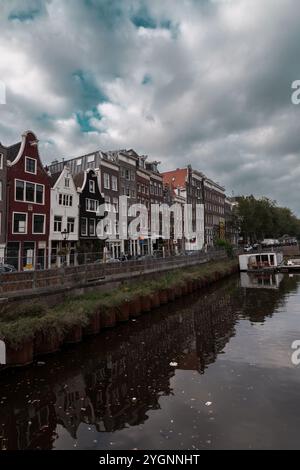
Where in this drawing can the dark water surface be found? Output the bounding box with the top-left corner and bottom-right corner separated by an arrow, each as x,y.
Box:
1,273 -> 300,450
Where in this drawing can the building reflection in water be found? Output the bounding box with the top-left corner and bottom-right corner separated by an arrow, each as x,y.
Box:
0,273 -> 298,449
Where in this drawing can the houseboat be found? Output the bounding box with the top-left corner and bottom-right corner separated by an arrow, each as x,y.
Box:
239,252 -> 283,272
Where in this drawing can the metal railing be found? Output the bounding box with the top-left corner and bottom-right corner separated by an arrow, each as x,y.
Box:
0,249 -> 229,294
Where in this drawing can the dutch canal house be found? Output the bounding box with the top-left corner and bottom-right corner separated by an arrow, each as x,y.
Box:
162,166 -> 205,251
49,166 -> 79,267
6,131 -> 51,270
73,168 -> 105,263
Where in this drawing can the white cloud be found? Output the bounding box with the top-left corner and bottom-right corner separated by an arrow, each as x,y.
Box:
0,0 -> 300,212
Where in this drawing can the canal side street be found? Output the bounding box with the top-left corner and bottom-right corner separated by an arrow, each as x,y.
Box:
1,271 -> 300,449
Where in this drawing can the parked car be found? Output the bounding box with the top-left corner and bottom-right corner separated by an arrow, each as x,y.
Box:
0,264 -> 17,273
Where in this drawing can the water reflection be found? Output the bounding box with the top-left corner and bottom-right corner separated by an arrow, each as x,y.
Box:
1,274 -> 300,450
240,272 -> 284,289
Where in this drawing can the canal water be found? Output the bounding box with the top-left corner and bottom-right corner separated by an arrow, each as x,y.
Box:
1,272 -> 300,450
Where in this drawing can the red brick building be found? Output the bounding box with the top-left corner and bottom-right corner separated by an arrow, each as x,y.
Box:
6,131 -> 51,270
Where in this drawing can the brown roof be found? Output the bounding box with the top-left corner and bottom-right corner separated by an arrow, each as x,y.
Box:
73,172 -> 85,189
6,142 -> 21,162
162,168 -> 188,189
49,171 -> 62,187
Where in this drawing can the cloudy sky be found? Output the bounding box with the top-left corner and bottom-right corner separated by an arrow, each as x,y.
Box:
1,0 -> 300,212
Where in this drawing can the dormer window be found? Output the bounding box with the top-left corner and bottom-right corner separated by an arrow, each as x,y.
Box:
25,157 -> 36,174
89,180 -> 95,193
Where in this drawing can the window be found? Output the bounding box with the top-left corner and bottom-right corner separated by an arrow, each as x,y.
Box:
13,213 -> 27,234
0,154 -> 3,169
103,173 -> 110,189
67,217 -> 75,233
111,175 -> 118,191
15,180 -> 44,204
81,218 -> 87,236
25,157 -> 36,174
76,159 -> 82,166
113,197 -> 118,213
87,155 -> 95,163
16,180 -> 24,201
105,195 -> 111,212
65,178 -> 70,188
86,198 -> 98,212
130,170 -> 135,181
33,214 -> 45,234
54,216 -> 62,232
125,169 -> 130,180
89,180 -> 95,193
89,218 -> 96,236
0,181 -> 2,201
131,189 -> 135,198
26,182 -> 35,202
58,193 -> 72,206
36,185 -> 44,204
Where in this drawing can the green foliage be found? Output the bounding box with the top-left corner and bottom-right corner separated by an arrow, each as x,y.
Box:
236,195 -> 300,242
215,238 -> 234,258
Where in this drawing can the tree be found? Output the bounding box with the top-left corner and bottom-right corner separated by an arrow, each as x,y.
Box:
235,195 -> 300,242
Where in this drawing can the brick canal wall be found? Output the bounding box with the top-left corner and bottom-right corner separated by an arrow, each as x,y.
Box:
0,259 -> 239,369
0,250 -> 228,306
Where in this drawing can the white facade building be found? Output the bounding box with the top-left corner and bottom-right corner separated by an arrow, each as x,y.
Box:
49,166 -> 79,267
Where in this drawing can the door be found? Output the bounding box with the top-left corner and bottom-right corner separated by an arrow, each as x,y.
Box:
6,242 -> 20,270
37,248 -> 45,270
23,242 -> 35,270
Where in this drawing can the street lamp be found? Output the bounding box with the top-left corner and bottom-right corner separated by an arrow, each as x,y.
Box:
61,229 -> 70,241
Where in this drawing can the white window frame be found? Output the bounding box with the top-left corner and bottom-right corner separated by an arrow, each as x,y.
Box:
86,198 -> 98,212
54,215 -> 62,232
25,156 -> 37,175
104,195 -> 111,212
112,197 -> 118,213
89,180 -> 95,193
67,217 -> 75,233
15,179 -> 45,205
111,175 -> 118,191
81,217 -> 88,236
32,213 -> 46,235
12,212 -> 28,235
89,218 -> 96,236
58,193 -> 72,207
103,173 -> 110,190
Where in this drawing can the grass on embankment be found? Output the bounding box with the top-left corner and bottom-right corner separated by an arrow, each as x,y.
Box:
0,259 -> 238,349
